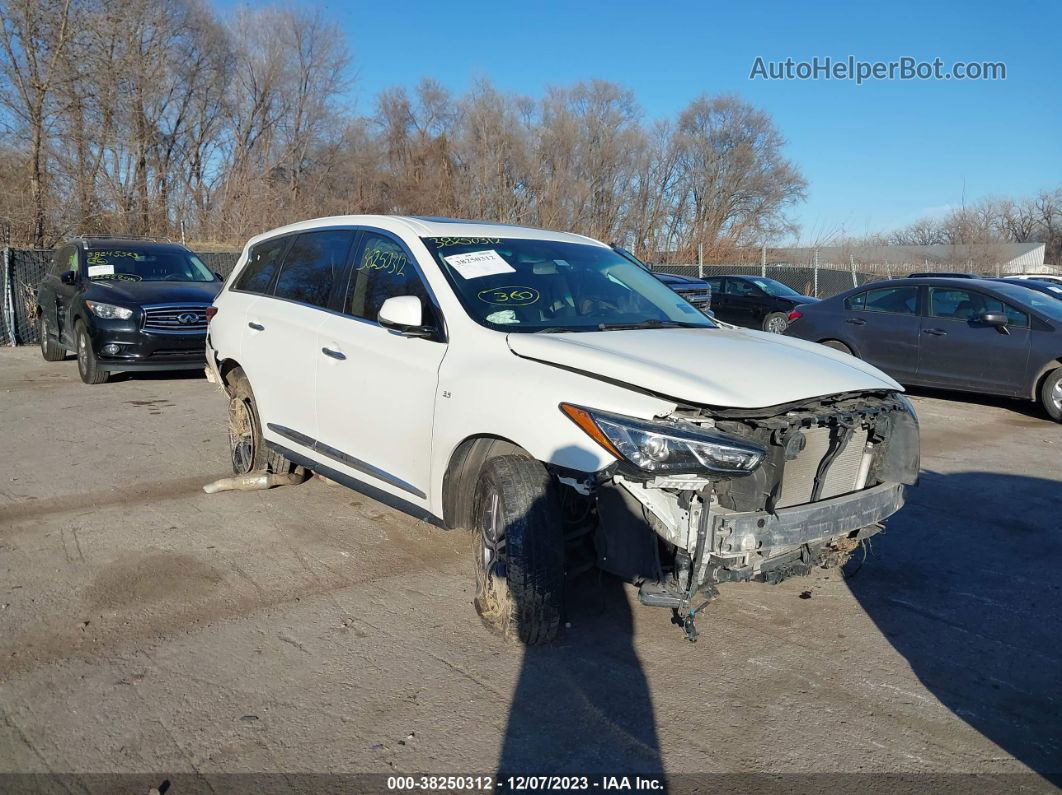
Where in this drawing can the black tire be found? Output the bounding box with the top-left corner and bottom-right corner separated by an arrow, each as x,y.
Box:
472,455 -> 564,645
820,339 -> 854,355
1040,367 -> 1062,422
38,313 -> 65,361
75,322 -> 108,384
763,312 -> 789,334
226,367 -> 298,475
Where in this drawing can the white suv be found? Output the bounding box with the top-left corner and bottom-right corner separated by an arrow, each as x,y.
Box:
207,216 -> 919,643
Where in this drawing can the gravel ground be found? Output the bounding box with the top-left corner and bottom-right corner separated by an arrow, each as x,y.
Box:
0,347 -> 1059,790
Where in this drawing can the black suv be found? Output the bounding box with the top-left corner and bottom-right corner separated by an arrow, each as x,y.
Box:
36,237 -> 223,384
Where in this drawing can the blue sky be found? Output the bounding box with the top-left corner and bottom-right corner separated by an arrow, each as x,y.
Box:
219,0 -> 1061,241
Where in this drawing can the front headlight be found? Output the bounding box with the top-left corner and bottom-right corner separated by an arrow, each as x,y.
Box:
560,403 -> 765,476
85,301 -> 133,320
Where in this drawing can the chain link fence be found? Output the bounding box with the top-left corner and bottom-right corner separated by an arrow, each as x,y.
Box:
647,262 -> 1062,299
1,247 -> 240,346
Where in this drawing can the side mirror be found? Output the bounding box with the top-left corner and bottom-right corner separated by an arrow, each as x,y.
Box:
378,296 -> 434,338
980,311 -> 1010,334
214,271 -> 224,281
980,311 -> 1008,326
60,271 -> 77,285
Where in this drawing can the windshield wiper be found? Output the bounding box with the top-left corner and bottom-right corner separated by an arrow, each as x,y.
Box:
594,319 -> 706,331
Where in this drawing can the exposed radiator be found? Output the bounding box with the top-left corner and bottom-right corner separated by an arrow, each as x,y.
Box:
776,426 -> 870,508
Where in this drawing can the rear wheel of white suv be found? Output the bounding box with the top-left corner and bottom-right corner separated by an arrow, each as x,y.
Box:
227,367 -> 299,475
473,455 -> 565,644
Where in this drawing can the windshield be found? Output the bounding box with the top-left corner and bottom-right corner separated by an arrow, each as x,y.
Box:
85,248 -> 217,283
992,283 -> 1062,323
422,237 -> 716,333
749,277 -> 801,297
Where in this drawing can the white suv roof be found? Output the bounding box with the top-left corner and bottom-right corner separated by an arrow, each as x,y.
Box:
244,214 -> 602,250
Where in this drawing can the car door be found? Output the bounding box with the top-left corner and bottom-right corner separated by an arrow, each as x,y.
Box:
242,229 -> 357,451
723,278 -> 767,327
916,286 -> 1031,395
842,285 -> 922,381
49,246 -> 81,346
315,230 -> 447,502
704,277 -> 725,319
36,247 -> 63,341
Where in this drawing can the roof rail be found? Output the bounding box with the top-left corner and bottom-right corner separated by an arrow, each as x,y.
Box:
70,234 -> 176,244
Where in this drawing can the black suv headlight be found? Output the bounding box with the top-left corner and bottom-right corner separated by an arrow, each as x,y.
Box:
85,301 -> 134,320
561,403 -> 765,476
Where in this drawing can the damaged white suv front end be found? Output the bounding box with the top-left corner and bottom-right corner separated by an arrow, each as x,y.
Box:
562,391 -> 918,640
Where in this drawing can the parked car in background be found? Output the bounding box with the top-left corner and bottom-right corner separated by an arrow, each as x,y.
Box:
1004,274 -> 1062,287
703,275 -> 817,332
993,277 -> 1062,300
36,237 -> 223,384
206,215 -> 918,644
785,276 -> 1062,421
611,246 -> 712,314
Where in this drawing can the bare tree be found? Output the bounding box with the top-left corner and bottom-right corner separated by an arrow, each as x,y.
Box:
0,0 -> 74,246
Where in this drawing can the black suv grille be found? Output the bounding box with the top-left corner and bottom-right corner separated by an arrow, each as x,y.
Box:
678,290 -> 712,306
142,304 -> 209,333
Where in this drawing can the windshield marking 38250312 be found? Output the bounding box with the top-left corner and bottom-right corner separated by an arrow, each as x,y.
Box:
422,237 -> 716,333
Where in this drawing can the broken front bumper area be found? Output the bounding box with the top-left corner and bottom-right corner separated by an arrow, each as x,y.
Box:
636,482 -> 904,640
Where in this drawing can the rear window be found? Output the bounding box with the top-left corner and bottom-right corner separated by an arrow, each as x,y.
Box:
864,286 -> 918,315
235,237 -> 288,294
273,230 -> 355,309
844,292 -> 866,310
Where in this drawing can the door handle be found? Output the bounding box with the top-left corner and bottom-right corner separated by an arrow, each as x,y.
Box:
923,328 -> 947,336
321,346 -> 346,360
845,318 -> 866,325
247,321 -> 264,331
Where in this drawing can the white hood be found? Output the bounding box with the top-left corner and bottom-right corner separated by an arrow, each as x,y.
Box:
507,327 -> 902,409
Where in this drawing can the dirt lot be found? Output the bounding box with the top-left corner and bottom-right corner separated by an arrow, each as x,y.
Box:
0,347 -> 1060,787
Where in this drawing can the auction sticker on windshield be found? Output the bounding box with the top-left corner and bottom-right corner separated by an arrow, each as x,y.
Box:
443,250 -> 515,280
88,264 -> 115,278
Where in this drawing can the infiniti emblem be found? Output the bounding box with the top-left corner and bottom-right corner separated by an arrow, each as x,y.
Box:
177,312 -> 199,325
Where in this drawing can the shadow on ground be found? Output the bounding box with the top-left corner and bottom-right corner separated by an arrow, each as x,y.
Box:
904,384 -> 1048,420
847,469 -> 1062,779
497,573 -> 665,779
107,369 -> 207,384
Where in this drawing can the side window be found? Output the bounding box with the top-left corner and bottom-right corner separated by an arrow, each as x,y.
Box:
347,233 -> 429,322
51,246 -> 76,275
844,292 -> 867,311
864,286 -> 918,315
726,279 -> 760,297
705,278 -> 723,293
274,230 -> 355,309
929,288 -> 1001,321
235,237 -> 288,294
1003,303 -> 1029,329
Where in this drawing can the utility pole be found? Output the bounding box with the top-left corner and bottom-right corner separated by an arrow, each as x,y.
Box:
697,244 -> 703,279
761,244 -> 767,278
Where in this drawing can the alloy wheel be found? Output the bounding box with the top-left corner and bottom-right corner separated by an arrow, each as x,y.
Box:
76,330 -> 88,374
228,396 -> 257,474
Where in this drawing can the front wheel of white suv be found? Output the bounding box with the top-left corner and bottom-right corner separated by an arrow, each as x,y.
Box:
472,455 -> 565,644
